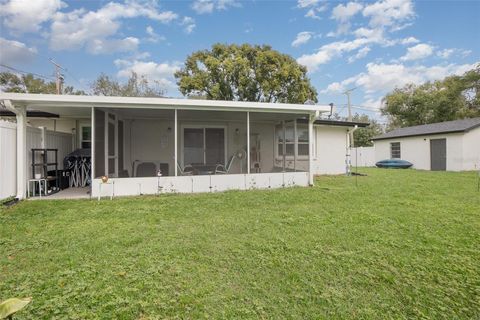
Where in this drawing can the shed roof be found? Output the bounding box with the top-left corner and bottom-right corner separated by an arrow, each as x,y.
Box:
372,117 -> 480,141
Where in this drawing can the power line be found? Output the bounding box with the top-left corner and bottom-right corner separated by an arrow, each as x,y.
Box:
0,63 -> 55,81
5,40 -> 89,92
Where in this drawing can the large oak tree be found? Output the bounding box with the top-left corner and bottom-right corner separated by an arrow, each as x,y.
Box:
175,43 -> 317,103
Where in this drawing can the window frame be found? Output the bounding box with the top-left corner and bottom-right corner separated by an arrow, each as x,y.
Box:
80,125 -> 92,149
275,121 -> 309,160
390,142 -> 401,159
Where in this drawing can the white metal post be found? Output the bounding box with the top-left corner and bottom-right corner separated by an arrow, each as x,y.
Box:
293,118 -> 297,172
174,108 -> 178,176
16,106 -> 27,199
91,107 -> 95,186
246,111 -> 250,174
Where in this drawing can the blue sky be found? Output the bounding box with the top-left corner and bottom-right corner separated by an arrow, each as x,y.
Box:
1,0 -> 479,120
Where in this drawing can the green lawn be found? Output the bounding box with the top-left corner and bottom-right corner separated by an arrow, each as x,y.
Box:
1,169 -> 479,319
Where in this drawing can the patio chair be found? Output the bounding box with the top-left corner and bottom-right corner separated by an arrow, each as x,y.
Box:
176,160 -> 194,176
215,155 -> 235,174
135,162 -> 157,177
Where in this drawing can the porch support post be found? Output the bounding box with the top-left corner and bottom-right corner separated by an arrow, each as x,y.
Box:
91,107 -> 95,185
246,111 -> 250,174
293,118 -> 297,172
308,113 -> 316,186
4,100 -> 27,199
174,108 -> 178,176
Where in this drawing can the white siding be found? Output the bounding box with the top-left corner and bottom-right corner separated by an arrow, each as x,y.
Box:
0,121 -> 73,199
312,125 -> 348,175
462,127 -> 480,170
351,146 -> 375,167
374,133 -> 465,171
0,121 -> 17,199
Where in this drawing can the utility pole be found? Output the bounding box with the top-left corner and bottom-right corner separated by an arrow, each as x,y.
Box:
49,59 -> 64,94
343,87 -> 357,147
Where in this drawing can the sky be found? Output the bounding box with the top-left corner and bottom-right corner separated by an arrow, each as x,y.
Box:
0,0 -> 479,120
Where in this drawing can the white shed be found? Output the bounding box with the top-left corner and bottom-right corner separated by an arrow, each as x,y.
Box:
373,118 -> 480,171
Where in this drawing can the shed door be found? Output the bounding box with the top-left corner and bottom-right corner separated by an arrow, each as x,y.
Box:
430,138 -> 446,171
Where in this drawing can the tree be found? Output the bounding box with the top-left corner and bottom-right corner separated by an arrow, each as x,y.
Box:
91,72 -> 165,97
0,72 -> 85,95
175,43 -> 317,103
351,113 -> 383,147
382,65 -> 480,128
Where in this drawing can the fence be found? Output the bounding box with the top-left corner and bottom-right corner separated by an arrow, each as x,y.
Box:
350,146 -> 375,167
0,120 -> 73,199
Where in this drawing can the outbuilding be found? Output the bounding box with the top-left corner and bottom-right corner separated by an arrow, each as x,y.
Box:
372,118 -> 480,171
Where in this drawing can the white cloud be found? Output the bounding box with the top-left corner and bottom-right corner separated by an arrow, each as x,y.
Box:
362,0 -> 415,30
331,2 -> 363,22
0,0 -> 66,33
115,59 -> 182,91
400,43 -> 434,61
322,61 -> 478,108
0,37 -> 37,64
292,31 -> 314,47
348,46 -> 371,63
192,0 -> 240,14
181,16 -> 196,34
437,48 -> 472,59
297,0 -> 320,8
87,37 -> 139,55
49,1 -> 178,52
298,0 -> 327,19
400,37 -> 419,45
298,32 -> 386,72
145,26 -> 165,43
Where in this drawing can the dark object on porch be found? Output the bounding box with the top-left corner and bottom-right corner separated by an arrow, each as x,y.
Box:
375,159 -> 413,169
64,148 -> 91,187
133,161 -> 169,177
47,170 -> 69,189
31,148 -> 60,194
136,162 -> 156,177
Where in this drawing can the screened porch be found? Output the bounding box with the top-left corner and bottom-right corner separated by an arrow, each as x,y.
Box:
91,107 -> 315,196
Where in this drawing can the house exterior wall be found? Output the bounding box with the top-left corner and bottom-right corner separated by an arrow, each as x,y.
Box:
462,127 -> 480,170
312,125 -> 348,175
374,132 -> 465,171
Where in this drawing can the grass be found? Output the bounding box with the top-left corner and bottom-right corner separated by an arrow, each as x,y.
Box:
1,168 -> 479,319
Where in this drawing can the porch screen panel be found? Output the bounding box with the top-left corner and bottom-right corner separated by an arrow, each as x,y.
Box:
118,120 -> 124,172
184,128 -> 203,165
205,128 -> 225,165
94,109 -> 105,177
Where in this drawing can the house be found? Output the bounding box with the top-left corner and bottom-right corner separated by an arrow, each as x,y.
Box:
372,118 -> 480,171
0,93 -> 367,199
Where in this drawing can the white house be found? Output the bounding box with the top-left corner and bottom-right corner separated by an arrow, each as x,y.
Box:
0,93 -> 367,199
372,118 -> 480,171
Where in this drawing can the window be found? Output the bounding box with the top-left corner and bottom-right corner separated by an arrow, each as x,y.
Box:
81,126 -> 91,149
275,121 -> 309,158
297,124 -> 309,156
390,142 -> 401,159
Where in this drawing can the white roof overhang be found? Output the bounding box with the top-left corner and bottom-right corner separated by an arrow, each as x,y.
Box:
0,93 -> 330,115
